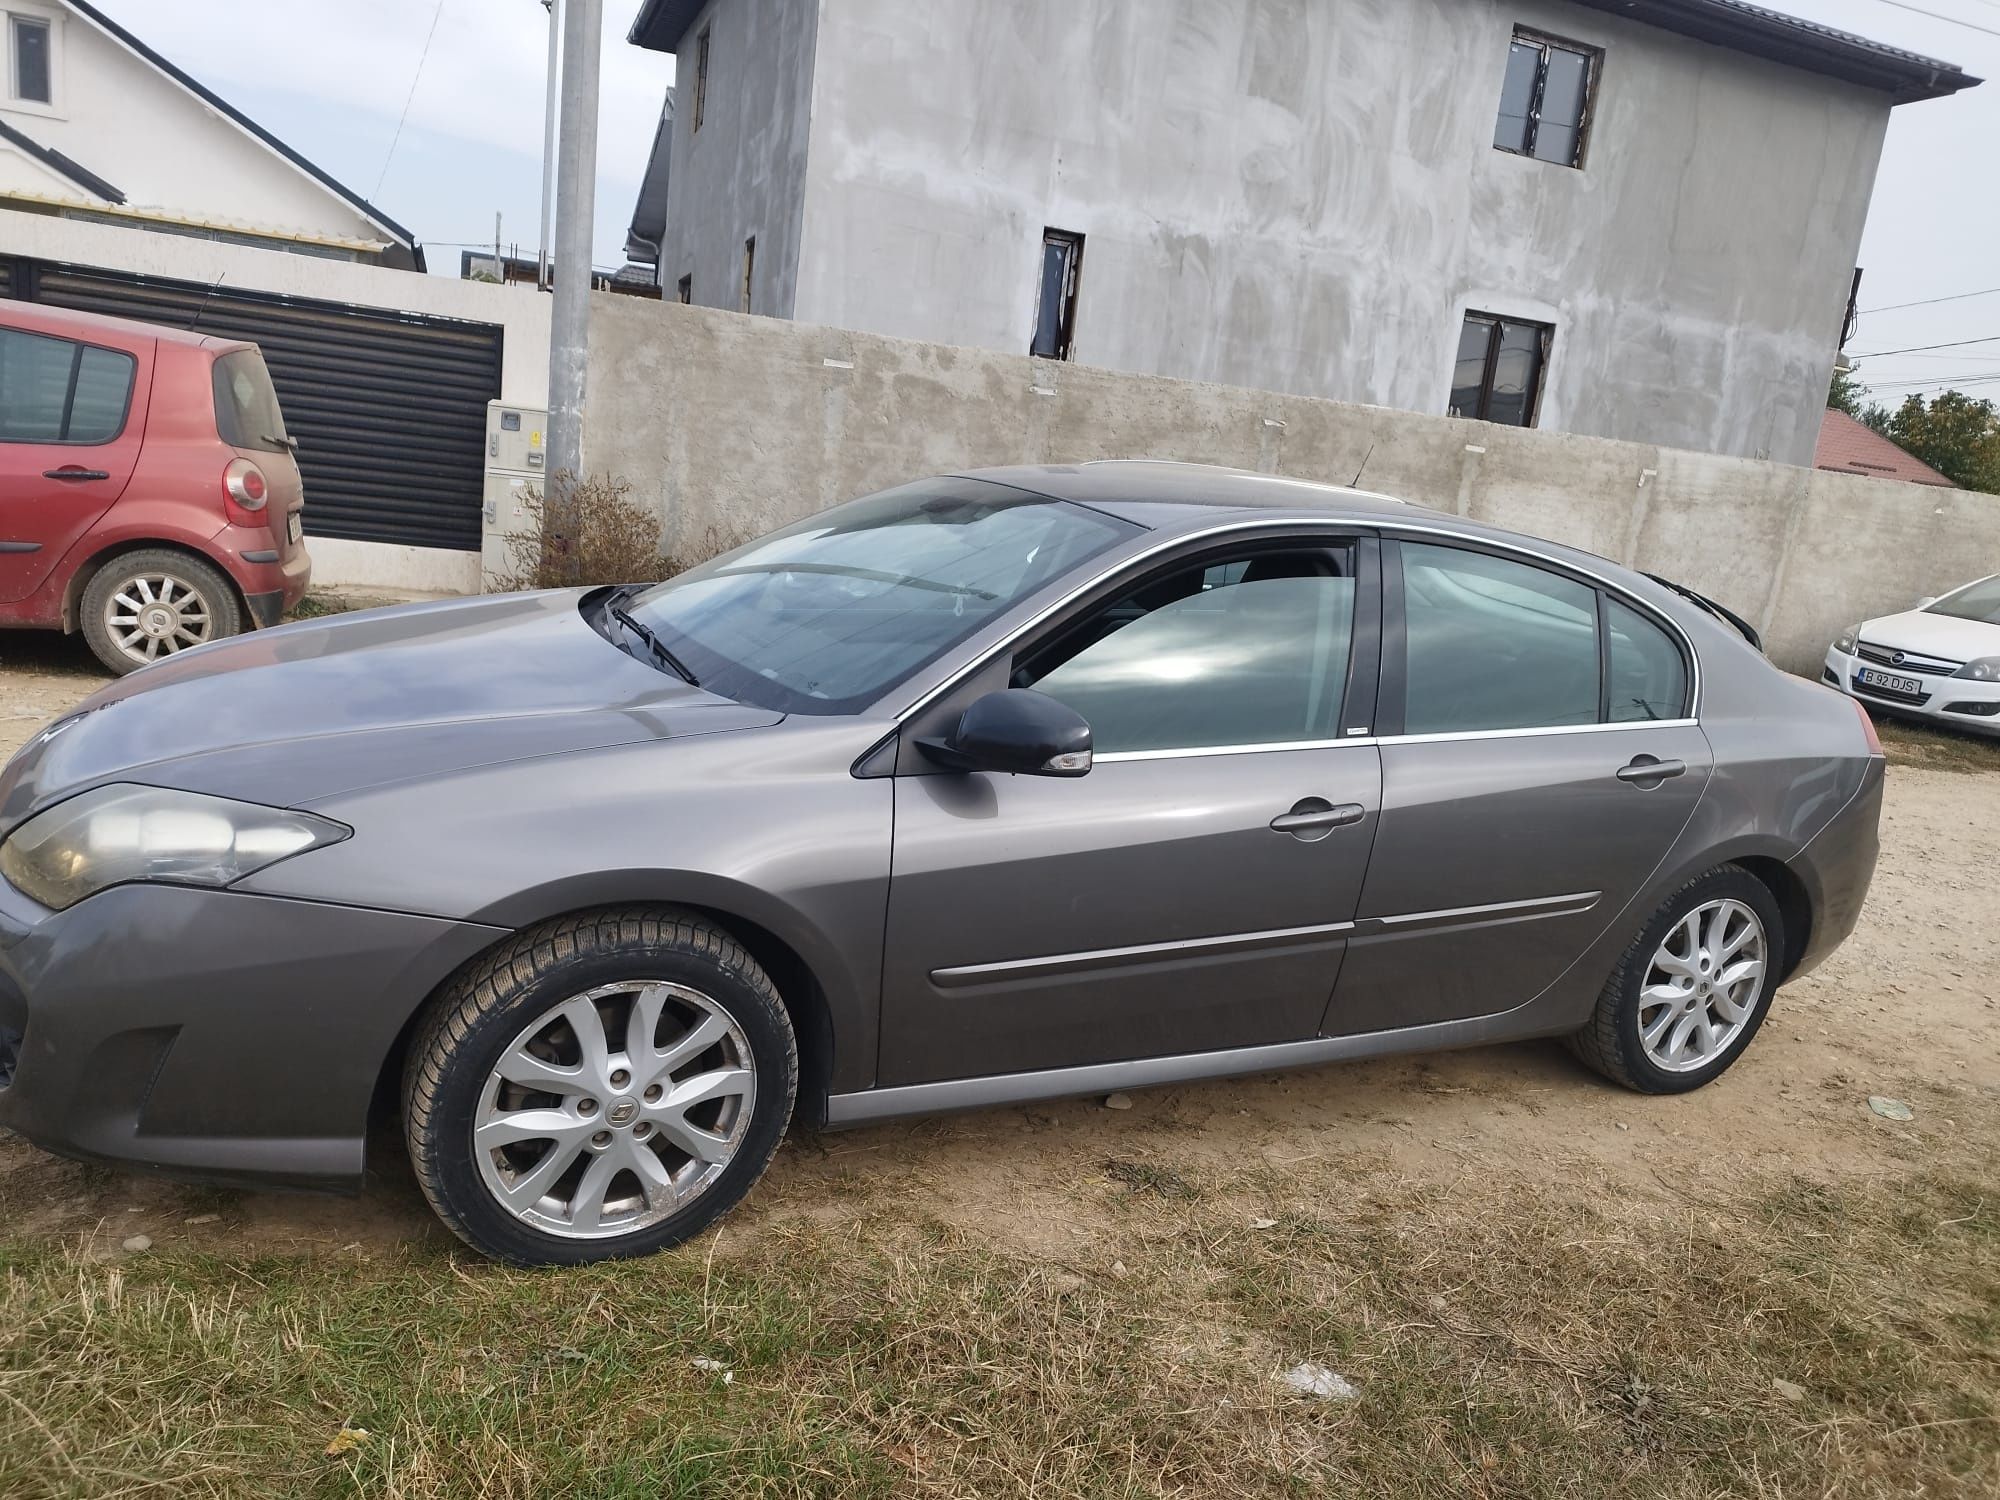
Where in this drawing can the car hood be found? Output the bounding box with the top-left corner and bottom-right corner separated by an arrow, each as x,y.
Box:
0,590 -> 782,829
1858,608 -> 2000,662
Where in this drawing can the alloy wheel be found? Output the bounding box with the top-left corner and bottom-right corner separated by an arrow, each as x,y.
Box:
104,572 -> 215,664
472,980 -> 757,1240
1637,898 -> 1767,1073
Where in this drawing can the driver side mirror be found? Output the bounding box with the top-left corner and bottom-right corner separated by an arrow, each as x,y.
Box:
916,688 -> 1093,777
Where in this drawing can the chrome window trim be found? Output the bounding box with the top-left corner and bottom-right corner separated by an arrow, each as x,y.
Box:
886,513 -> 1702,731
1090,717 -> 1701,762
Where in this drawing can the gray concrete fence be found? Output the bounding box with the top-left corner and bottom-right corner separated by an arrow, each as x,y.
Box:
583,293 -> 2000,675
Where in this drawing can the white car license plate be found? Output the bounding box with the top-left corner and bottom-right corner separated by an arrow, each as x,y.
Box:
287,511 -> 303,546
1857,666 -> 1921,696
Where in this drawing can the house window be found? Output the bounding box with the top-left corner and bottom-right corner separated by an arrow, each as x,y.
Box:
11,14 -> 52,104
1031,229 -> 1083,360
691,24 -> 710,132
740,237 -> 755,313
676,273 -> 692,305
1493,30 -> 1597,168
1450,312 -> 1551,427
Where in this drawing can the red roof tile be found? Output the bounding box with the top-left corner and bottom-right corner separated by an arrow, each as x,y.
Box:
1815,409 -> 1957,487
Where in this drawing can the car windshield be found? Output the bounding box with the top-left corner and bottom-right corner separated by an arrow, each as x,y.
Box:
1927,576 -> 2000,626
620,477 -> 1137,713
211,349 -> 291,453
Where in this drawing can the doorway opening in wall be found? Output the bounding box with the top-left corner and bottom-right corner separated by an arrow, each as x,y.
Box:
1031,229 -> 1084,361
677,273 -> 692,305
741,237 -> 755,314
1450,312 -> 1552,427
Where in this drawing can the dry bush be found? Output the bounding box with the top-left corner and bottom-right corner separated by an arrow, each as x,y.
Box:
492,473 -> 736,592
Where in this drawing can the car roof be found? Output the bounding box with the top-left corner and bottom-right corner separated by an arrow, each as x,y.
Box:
955,460 -> 1430,530
0,299 -> 250,353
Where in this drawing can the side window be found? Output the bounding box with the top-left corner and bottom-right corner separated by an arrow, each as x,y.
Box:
1400,543 -> 1598,733
1606,597 -> 1688,721
0,328 -> 134,444
1016,547 -> 1356,754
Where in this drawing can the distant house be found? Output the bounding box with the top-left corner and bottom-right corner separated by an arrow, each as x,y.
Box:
624,0 -> 1979,469
1815,410 -> 1956,488
0,0 -> 418,266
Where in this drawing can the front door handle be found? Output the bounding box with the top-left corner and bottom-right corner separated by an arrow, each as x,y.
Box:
43,467 -> 110,482
1617,756 -> 1686,785
1270,800 -> 1367,840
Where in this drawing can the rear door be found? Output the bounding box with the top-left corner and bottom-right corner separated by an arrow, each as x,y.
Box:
879,533 -> 1384,1086
1324,538 -> 1711,1035
0,323 -> 148,602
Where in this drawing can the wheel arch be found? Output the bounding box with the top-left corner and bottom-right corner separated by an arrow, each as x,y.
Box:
61,536 -> 252,634
365,895 -> 846,1159
1731,854 -> 1813,983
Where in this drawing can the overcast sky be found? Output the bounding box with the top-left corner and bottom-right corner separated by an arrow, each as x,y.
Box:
94,0 -> 1997,401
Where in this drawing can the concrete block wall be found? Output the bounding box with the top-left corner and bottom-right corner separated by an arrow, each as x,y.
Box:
583,292 -> 2000,675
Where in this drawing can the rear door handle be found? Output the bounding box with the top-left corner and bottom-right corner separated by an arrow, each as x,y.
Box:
43,467 -> 110,482
1270,801 -> 1367,840
1617,756 -> 1686,784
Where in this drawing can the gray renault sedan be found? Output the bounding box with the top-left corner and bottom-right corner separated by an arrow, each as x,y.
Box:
0,463 -> 1882,1263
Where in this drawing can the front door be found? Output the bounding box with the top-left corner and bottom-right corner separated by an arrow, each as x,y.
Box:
0,324 -> 146,603
879,535 -> 1384,1086
1326,539 -> 1712,1035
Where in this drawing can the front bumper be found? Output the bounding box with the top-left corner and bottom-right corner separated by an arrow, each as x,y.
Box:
0,878 -> 503,1188
1822,647 -> 2000,736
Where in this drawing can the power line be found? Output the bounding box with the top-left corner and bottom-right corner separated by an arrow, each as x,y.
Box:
1852,334 -> 2000,356
1861,286 -> 2000,315
1862,0 -> 2000,37
371,0 -> 449,200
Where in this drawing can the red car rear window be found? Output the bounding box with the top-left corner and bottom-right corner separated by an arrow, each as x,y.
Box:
210,350 -> 291,454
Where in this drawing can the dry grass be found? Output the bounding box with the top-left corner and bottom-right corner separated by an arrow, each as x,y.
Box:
491,474 -> 733,593
0,1159 -> 1992,1498
1875,718 -> 2000,774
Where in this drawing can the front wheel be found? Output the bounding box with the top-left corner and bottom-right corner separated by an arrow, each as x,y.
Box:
404,908 -> 797,1265
1568,867 -> 1784,1093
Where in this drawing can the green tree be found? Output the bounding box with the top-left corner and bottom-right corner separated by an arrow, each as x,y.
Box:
1883,391 -> 2000,493
1827,367 -> 1894,434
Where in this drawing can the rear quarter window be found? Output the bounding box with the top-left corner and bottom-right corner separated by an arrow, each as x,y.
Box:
211,350 -> 291,453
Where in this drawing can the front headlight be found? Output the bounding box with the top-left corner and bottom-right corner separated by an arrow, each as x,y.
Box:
1953,657 -> 2000,682
1833,623 -> 1863,654
0,785 -> 348,911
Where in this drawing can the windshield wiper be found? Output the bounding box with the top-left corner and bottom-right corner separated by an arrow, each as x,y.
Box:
610,602 -> 700,687
262,433 -> 299,453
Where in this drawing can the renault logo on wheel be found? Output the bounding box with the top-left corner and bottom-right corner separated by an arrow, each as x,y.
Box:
607,1099 -> 640,1126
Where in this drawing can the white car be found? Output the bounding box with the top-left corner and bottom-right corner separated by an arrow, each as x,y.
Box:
1824,575 -> 2000,735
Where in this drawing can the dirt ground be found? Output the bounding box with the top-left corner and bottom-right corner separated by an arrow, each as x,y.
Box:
0,627 -> 1994,1264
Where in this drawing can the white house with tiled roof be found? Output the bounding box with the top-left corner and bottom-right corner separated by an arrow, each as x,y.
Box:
0,0 -> 418,267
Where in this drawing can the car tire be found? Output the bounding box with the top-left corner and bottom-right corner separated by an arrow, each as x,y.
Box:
1567,866 -> 1785,1094
404,906 -> 797,1265
80,548 -> 245,676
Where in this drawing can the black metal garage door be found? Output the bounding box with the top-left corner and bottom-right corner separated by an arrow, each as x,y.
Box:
2,258 -> 501,551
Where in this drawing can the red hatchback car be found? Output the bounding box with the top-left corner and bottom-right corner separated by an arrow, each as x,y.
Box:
0,302 -> 310,674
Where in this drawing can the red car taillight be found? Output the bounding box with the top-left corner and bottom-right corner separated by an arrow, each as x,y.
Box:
223,457 -> 268,511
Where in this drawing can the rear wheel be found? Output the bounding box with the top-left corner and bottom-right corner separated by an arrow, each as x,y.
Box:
404,907 -> 797,1265
1568,867 -> 1784,1093
80,549 -> 244,675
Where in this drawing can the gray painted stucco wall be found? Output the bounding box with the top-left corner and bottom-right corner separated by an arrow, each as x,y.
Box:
782,0 -> 1889,468
655,0 -> 819,316
581,292 -> 1998,677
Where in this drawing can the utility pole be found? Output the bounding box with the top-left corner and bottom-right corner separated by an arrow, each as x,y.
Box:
546,0 -> 600,485
536,0 -> 560,290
